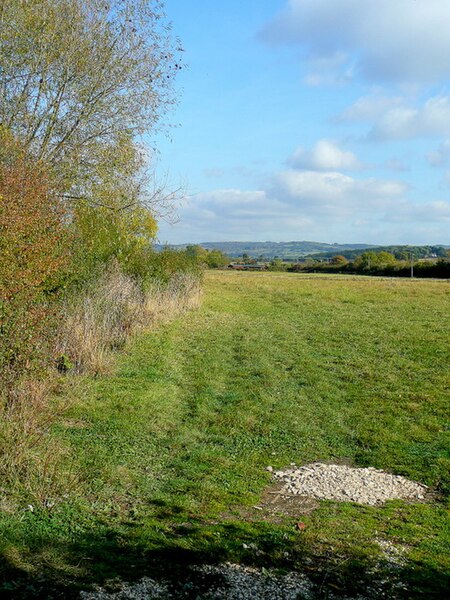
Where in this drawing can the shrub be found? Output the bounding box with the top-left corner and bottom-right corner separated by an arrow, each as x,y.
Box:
0,130 -> 70,397
269,259 -> 289,271
331,255 -> 348,265
72,199 -> 158,283
143,248 -> 202,285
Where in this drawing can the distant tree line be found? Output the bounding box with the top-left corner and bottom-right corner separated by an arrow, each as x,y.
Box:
185,245 -> 230,268
311,245 -> 448,261
181,246 -> 450,278
288,251 -> 450,278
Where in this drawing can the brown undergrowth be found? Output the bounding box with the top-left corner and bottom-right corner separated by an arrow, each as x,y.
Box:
56,265 -> 202,374
0,377 -> 75,509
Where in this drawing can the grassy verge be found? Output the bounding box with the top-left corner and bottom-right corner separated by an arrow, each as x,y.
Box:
0,271 -> 449,598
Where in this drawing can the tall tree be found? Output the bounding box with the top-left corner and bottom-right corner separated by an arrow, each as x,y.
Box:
0,0 -> 182,208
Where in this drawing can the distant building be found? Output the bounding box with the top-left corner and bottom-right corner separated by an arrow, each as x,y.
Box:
227,263 -> 268,271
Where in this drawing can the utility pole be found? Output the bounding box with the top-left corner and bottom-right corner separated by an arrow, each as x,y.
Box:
410,253 -> 414,278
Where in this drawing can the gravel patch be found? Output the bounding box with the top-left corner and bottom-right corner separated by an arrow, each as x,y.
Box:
272,462 -> 428,506
78,464 -> 427,599
79,563 -> 367,600
80,577 -> 170,600
376,539 -> 408,569
192,563 -> 316,600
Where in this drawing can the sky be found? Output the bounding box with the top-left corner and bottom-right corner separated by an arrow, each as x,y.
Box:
154,0 -> 450,245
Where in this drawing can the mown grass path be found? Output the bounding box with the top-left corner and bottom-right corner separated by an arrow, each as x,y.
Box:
1,272 -> 449,598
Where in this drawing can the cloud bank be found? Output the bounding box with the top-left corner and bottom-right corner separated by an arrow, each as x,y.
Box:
259,0 -> 450,85
160,145 -> 449,244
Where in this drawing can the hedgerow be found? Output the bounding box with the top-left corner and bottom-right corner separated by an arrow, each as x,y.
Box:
0,130 -> 70,399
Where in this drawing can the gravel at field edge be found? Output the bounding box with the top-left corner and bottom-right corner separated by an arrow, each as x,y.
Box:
79,463 -> 428,599
79,563 -> 368,600
271,462 -> 428,506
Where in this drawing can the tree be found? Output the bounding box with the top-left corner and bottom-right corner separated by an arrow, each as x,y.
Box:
186,245 -> 208,263
269,258 -> 287,271
330,255 -> 348,266
0,129 -> 68,299
205,249 -> 229,269
73,199 -> 158,277
354,251 -> 396,270
184,246 -> 228,269
0,0 -> 182,208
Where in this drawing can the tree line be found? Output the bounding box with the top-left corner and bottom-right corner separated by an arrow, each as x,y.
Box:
0,1 -> 197,405
288,251 -> 450,278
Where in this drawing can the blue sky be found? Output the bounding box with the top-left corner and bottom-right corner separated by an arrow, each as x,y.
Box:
154,0 -> 450,245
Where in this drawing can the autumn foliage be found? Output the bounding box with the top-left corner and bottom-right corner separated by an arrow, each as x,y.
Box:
0,131 -> 69,394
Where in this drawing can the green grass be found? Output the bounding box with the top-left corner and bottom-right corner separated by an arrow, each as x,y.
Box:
1,271 -> 449,597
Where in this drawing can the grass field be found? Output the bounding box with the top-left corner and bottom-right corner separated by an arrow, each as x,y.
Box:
1,271 -> 449,598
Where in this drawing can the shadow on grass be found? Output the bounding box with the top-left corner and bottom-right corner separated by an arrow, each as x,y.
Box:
0,512 -> 449,600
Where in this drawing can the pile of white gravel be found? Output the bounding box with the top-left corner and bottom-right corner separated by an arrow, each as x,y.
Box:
272,462 -> 428,506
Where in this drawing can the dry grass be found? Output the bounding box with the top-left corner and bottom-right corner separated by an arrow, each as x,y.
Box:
56,266 -> 142,374
143,272 -> 202,323
56,265 -> 202,374
0,378 -> 75,509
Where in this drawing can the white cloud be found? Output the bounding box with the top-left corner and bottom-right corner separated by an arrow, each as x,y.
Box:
269,170 -> 408,215
382,200 -> 450,224
338,94 -> 450,141
160,173 -> 449,244
160,189 -> 314,242
191,189 -> 282,220
303,52 -> 355,86
259,0 -> 450,85
368,96 -> 450,140
159,141 -> 449,245
287,140 -> 363,171
158,165 -> 450,244
337,95 -> 406,122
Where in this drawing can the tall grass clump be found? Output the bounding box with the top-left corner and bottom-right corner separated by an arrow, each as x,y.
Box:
56,259 -> 202,374
143,271 -> 202,322
56,263 -> 143,374
0,379 -> 75,510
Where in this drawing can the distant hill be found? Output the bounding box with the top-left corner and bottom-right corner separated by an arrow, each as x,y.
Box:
156,241 -> 449,261
158,241 -> 375,260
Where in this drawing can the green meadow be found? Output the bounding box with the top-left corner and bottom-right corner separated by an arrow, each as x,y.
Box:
1,271 -> 449,597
